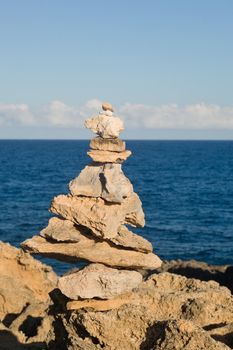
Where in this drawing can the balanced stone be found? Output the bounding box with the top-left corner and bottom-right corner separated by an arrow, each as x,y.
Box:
69,163 -> 133,203
21,235 -> 162,269
40,218 -> 152,253
87,149 -> 131,163
102,102 -> 114,112
58,263 -> 143,300
50,193 -> 145,239
90,137 -> 125,152
85,114 -> 124,138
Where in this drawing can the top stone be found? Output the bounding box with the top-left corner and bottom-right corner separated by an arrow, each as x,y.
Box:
85,102 -> 124,138
102,102 -> 114,112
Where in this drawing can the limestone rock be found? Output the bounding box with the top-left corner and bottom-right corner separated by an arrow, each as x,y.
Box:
0,241 -> 57,321
87,149 -> 131,163
41,217 -> 152,253
69,163 -> 133,203
67,293 -> 133,311
150,319 -> 230,350
40,217 -> 85,242
63,272 -> 233,349
102,102 -> 114,112
85,114 -> 124,138
90,137 -> 125,152
112,225 -> 152,253
58,263 -> 143,300
50,192 -> 145,239
21,233 -> 162,269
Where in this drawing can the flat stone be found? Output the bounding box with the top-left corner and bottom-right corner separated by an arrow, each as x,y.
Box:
67,294 -> 133,311
90,137 -> 125,152
87,149 -> 131,163
21,234 -> 162,270
40,217 -> 86,242
50,193 -> 145,239
112,225 -> 152,253
102,102 -> 114,112
58,263 -> 143,300
40,218 -> 152,253
85,114 -> 124,138
69,163 -> 133,204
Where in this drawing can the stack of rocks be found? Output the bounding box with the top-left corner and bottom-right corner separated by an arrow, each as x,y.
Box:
22,102 -> 162,309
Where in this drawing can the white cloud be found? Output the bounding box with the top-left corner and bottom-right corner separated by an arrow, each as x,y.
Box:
1,100 -> 233,129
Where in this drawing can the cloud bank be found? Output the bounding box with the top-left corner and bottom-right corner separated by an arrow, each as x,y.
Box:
1,99 -> 233,130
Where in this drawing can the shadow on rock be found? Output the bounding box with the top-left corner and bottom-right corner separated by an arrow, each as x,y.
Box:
0,330 -> 47,350
156,260 -> 233,293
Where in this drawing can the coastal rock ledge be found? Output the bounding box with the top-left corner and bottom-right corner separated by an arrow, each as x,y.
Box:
1,241 -> 233,350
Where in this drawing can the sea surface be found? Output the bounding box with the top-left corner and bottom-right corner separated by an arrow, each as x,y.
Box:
0,140 -> 233,274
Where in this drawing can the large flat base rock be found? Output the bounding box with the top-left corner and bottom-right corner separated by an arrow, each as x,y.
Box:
58,263 -> 143,300
21,231 -> 162,269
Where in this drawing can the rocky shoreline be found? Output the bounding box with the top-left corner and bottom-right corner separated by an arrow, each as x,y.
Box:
0,242 -> 233,350
1,103 -> 233,349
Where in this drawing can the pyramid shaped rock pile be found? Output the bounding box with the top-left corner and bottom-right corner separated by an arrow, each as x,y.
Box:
21,102 -> 162,304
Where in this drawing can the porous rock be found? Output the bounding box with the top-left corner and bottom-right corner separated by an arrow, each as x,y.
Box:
50,192 -> 145,239
0,241 -> 57,321
21,231 -> 161,269
40,217 -> 151,253
87,149 -> 131,163
58,263 -> 143,300
62,272 -> 233,349
85,114 -> 124,138
69,163 -> 133,204
90,137 -> 125,152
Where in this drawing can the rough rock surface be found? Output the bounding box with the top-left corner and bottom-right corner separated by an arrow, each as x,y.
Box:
40,217 -> 152,253
50,192 -> 145,239
40,217 -> 84,242
61,272 -> 233,349
90,136 -> 125,152
85,114 -> 124,138
87,149 -> 131,163
1,247 -> 233,349
58,263 -> 143,300
111,225 -> 152,253
0,241 -> 57,321
21,233 -> 162,269
69,163 -> 133,203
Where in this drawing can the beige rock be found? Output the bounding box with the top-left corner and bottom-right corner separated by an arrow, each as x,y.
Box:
112,225 -> 152,253
87,149 -> 131,163
21,233 -> 162,269
69,163 -> 133,203
41,217 -> 152,253
0,241 -> 57,321
102,102 -> 114,112
85,114 -> 124,138
40,217 -> 86,242
67,293 -> 134,311
50,192 -> 145,239
90,137 -> 125,152
58,264 -> 143,300
65,273 -> 233,350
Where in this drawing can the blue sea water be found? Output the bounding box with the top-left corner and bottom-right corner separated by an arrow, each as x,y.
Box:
0,140 -> 233,274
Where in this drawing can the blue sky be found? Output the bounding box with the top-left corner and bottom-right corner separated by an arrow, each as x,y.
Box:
0,0 -> 233,139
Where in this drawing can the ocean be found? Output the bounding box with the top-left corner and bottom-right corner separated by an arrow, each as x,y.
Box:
0,140 -> 233,274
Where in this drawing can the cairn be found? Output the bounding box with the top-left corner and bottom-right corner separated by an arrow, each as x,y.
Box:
22,102 -> 162,310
